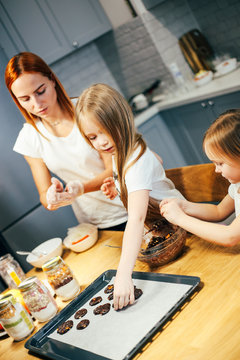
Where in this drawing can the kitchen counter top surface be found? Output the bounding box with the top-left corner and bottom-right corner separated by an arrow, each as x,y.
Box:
135,66 -> 240,127
2,230 -> 240,360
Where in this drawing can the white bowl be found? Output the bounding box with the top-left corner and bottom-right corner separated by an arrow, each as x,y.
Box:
26,238 -> 63,268
63,223 -> 98,252
194,70 -> 213,87
215,58 -> 237,75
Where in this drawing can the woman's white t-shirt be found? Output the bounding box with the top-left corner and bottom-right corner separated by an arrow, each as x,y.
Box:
113,147 -> 184,200
13,121 -> 128,228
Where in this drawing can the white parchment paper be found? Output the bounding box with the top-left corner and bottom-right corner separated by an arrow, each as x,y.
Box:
49,277 -> 192,360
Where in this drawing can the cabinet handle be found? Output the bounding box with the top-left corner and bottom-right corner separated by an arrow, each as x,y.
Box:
208,100 -> 214,106
72,40 -> 79,48
201,102 -> 207,108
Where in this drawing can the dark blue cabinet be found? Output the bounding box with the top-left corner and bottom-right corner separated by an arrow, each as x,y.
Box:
2,206 -> 77,272
0,0 -> 111,64
161,91 -> 240,165
138,91 -> 240,167
137,113 -> 187,169
160,101 -> 213,165
207,91 -> 240,117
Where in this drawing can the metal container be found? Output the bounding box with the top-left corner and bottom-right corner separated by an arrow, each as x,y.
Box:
0,293 -> 34,341
18,277 -> 58,322
42,256 -> 80,301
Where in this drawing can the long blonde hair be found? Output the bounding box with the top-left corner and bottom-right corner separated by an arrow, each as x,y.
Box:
5,52 -> 74,134
76,83 -> 147,209
203,109 -> 240,160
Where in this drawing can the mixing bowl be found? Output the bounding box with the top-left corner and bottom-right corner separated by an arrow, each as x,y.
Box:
63,223 -> 98,252
26,238 -> 63,268
137,221 -> 186,267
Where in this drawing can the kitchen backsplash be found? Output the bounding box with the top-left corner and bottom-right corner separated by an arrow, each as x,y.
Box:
95,16 -> 173,99
51,0 -> 240,100
51,42 -> 121,98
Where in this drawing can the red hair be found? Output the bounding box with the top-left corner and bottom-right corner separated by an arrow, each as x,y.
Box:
5,52 -> 74,133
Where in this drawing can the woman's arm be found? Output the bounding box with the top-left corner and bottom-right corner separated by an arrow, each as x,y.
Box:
24,155 -> 52,209
25,152 -> 113,210
114,189 -> 149,310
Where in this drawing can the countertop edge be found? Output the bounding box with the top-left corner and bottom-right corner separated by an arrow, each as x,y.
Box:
135,67 -> 240,127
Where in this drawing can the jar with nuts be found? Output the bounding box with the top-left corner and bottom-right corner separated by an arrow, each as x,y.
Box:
42,256 -> 80,301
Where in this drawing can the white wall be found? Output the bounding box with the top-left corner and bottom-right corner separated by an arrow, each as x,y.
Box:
99,0 -> 133,28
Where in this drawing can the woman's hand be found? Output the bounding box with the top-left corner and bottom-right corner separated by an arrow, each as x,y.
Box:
113,271 -> 135,310
65,179 -> 84,197
101,177 -> 118,200
160,198 -> 185,225
46,177 -> 84,210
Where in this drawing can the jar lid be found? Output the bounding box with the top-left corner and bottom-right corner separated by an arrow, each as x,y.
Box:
42,256 -> 62,271
18,276 -> 37,292
0,253 -> 13,264
0,293 -> 13,309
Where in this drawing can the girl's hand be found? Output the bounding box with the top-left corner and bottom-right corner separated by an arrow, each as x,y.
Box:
46,177 -> 83,210
101,177 -> 118,200
160,198 -> 185,225
113,272 -> 135,310
160,198 -> 186,210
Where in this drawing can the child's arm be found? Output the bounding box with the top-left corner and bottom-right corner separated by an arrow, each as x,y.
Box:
113,189 -> 149,310
160,195 -> 239,246
162,195 -> 233,222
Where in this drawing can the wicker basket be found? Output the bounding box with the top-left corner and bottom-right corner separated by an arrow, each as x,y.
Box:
137,224 -> 187,267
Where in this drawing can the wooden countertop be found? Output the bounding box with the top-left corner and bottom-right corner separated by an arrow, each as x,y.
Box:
1,230 -> 240,360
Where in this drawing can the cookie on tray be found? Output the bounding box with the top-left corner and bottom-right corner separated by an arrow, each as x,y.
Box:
57,320 -> 73,335
76,319 -> 90,330
74,308 -> 87,319
93,303 -> 111,315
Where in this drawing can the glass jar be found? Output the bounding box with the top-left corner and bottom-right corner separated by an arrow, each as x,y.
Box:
42,256 -> 80,301
0,254 -> 26,288
0,293 -> 34,341
18,276 -> 58,322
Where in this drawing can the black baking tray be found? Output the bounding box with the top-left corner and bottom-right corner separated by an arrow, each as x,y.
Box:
25,270 -> 200,360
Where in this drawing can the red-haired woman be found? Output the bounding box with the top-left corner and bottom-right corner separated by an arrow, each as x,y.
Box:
5,52 -> 127,230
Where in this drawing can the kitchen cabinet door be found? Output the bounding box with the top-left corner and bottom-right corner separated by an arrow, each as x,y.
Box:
0,0 -> 111,64
160,102 -> 213,165
206,91 -> 240,117
160,91 -> 240,166
1,205 -> 78,272
137,113 -> 187,169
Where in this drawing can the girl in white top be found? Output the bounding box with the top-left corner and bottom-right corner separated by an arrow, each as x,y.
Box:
6,52 -> 127,229
75,83 -> 184,310
160,109 -> 240,246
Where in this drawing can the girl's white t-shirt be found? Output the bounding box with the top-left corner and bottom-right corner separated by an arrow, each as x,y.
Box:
228,183 -> 240,217
13,121 -> 128,228
113,147 -> 184,200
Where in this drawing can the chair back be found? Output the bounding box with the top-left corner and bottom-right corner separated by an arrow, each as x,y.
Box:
166,163 -> 229,202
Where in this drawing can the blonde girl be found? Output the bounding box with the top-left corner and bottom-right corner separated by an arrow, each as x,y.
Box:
76,83 -> 184,310
160,109 -> 240,246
